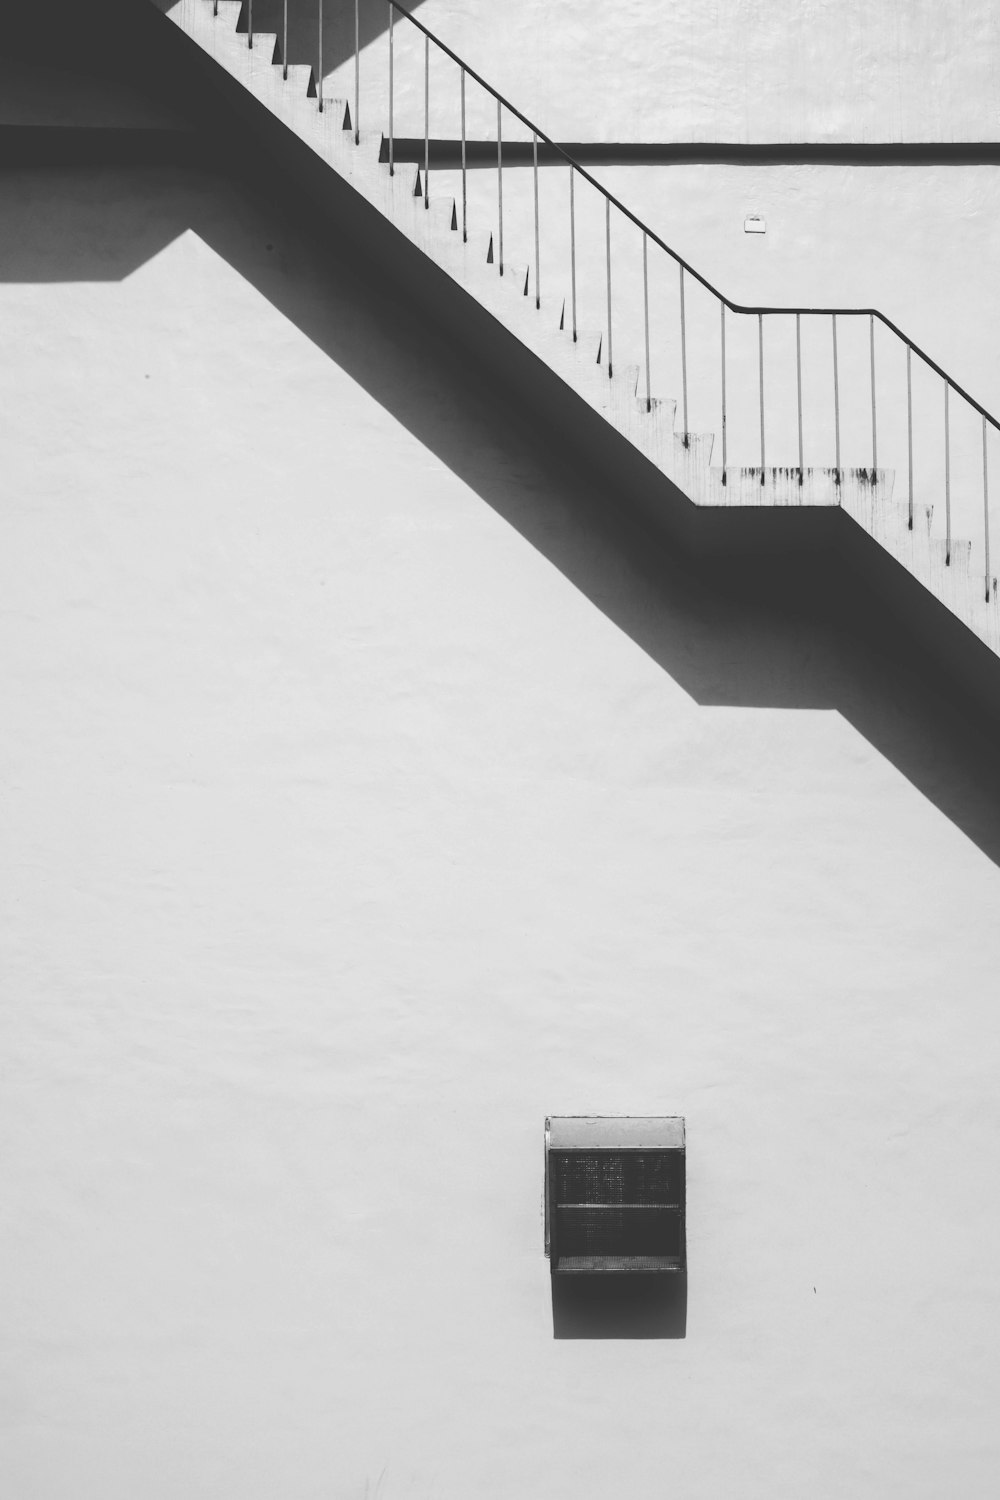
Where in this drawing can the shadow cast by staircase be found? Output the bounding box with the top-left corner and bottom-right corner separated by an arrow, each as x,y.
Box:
3,150 -> 1000,868
155,0 -> 426,77
6,0 -> 1000,883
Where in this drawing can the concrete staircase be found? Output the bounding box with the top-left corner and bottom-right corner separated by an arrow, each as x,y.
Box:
155,0 -> 1000,683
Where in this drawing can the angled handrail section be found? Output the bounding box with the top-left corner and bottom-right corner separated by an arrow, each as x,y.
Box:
387,0 -> 997,434
230,1 -> 999,600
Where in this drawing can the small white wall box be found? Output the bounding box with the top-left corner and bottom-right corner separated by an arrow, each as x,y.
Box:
744,215 -> 766,234
545,1116 -> 686,1274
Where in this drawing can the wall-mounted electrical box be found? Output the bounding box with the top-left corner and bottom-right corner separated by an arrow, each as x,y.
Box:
744,215 -> 766,234
545,1116 -> 686,1275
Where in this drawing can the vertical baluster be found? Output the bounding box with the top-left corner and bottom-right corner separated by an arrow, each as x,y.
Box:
758,312 -> 766,482
533,133 -> 541,309
720,303 -> 727,483
906,345 -> 913,529
984,415 -> 991,603
282,0 -> 287,78
388,5 -> 394,175
318,0 -> 323,112
214,1 -> 218,17
423,36 -> 429,208
642,233 -> 651,413
460,69 -> 467,242
496,100 -> 503,276
569,167 -> 577,341
605,199 -> 613,379
870,313 -> 878,474
679,264 -> 688,445
354,0 -> 360,142
832,313 -> 841,485
248,0 -> 253,47
796,312 -> 804,486
944,382 -> 951,565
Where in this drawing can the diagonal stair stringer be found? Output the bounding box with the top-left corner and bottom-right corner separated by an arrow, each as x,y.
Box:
142,0 -> 1000,721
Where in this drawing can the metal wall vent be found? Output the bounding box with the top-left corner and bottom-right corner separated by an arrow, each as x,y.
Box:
545,1116 -> 686,1275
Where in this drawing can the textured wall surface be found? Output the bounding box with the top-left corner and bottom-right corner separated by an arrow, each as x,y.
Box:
112,0 -> 1000,147
3,156 -> 1000,1500
349,0 -> 1000,144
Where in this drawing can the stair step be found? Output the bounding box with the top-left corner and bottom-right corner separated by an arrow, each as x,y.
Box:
314,95 -> 351,128
212,1 -> 243,27
704,465 -> 835,507
278,64 -> 316,95
425,197 -> 458,232
244,32 -> 280,65
483,234 -> 529,293
488,255 -> 531,299
612,363 -> 640,399
410,195 -> 459,234
675,431 -> 716,472
634,396 -> 677,422
567,328 -> 603,365
931,538 -> 973,572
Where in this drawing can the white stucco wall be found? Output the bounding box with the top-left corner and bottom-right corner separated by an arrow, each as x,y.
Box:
3,156 -> 1000,1500
344,0 -> 1000,144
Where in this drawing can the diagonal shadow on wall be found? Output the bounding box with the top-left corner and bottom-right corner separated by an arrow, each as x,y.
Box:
1,0 -> 429,103
2,146 -> 1000,868
154,0 -> 428,77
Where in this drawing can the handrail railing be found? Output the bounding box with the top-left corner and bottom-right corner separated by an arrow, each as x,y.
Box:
383,0 -> 999,435
252,0 -> 999,602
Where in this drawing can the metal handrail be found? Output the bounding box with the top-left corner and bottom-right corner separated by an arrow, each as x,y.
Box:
385,0 -> 1000,437
223,0 -> 998,603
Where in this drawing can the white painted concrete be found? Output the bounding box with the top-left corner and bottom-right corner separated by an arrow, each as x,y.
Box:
337,0 -> 1000,146
3,155 -> 1000,1500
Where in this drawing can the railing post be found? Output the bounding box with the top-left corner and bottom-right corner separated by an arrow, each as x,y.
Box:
460,69 -> 467,241
796,312 -> 804,485
533,133 -> 541,309
569,167 -> 577,340
870,313 -> 878,474
605,198 -> 613,378
984,416 -> 991,602
423,36 -> 429,208
248,0 -> 252,48
944,382 -> 951,564
720,303 -> 727,481
318,0 -> 323,112
906,345 -> 914,528
354,0 -> 360,143
679,264 -> 688,446
832,313 -> 841,485
642,233 -> 651,412
388,4 -> 394,174
496,100 -> 503,275
758,312 -> 766,482
282,0 -> 287,78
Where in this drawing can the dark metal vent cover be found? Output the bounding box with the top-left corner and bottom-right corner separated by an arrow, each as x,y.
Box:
545,1117 -> 686,1275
